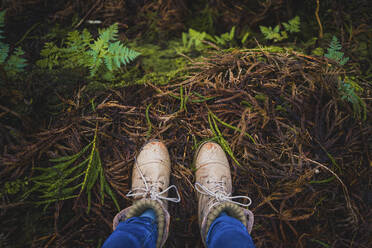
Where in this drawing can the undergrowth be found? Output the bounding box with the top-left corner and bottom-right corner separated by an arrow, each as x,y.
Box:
324,36 -> 366,121
0,10 -> 27,79
259,16 -> 300,42
27,125 -> 119,213
37,23 -> 140,81
0,2 -> 371,247
325,36 -> 349,65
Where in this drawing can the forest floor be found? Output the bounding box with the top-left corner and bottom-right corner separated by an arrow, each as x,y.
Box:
0,1 -> 371,247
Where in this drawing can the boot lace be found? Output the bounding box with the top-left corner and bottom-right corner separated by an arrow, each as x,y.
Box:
195,181 -> 252,207
126,162 -> 181,203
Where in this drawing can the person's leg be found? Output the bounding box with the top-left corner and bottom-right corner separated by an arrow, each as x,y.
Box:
105,141 -> 180,248
102,209 -> 157,248
194,142 -> 255,247
206,212 -> 255,248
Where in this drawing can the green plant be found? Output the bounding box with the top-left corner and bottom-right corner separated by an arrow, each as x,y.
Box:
182,28 -> 213,51
0,10 -> 27,78
28,126 -> 119,213
0,179 -> 29,199
322,37 -> 366,121
37,23 -> 140,80
207,110 -> 256,167
338,77 -> 367,121
260,16 -> 300,42
182,26 -> 241,50
282,16 -> 301,33
324,36 -> 349,65
241,31 -> 251,45
208,111 -> 241,166
210,26 -> 236,47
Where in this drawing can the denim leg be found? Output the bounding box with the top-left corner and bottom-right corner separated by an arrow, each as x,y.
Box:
102,216 -> 157,248
206,212 -> 255,248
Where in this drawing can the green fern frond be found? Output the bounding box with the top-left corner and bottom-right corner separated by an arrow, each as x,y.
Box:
208,111 -> 241,166
104,54 -> 113,71
325,36 -> 349,65
1,46 -> 27,77
322,37 -> 365,121
0,10 -> 27,77
260,16 -> 299,43
188,28 -> 204,48
282,16 -> 300,33
36,42 -> 61,69
37,23 -> 139,79
0,10 -> 5,26
182,28 -> 211,51
0,10 -> 5,40
65,30 -> 91,53
0,43 -> 9,63
339,79 -> 366,121
29,126 -> 120,213
98,23 -> 118,43
260,25 -> 285,42
211,26 -> 236,47
81,29 -> 93,44
5,47 -> 27,71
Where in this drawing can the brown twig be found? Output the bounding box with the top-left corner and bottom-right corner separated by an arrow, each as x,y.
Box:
315,0 -> 324,39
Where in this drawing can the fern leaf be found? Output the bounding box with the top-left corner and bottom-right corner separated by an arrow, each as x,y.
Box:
86,149 -> 101,191
104,181 -> 120,211
128,48 -> 140,62
89,57 -> 102,77
325,36 -> 349,65
66,30 -> 82,49
339,80 -> 366,121
229,26 -> 235,40
182,32 -> 188,47
273,25 -> 280,33
0,11 -> 5,37
29,124 -> 119,211
4,47 -> 27,75
214,36 -> 225,45
104,56 -> 113,71
0,43 -> 9,63
99,23 -> 118,43
110,41 -> 121,68
50,142 -> 92,162
185,28 -> 207,50
280,31 -> 288,40
37,22 -> 138,78
241,32 -> 250,44
81,29 -> 93,45
37,42 -> 61,69
260,26 -> 283,42
90,38 -> 106,54
283,16 -> 300,33
0,10 -> 5,25
339,56 -> 349,66
120,46 -> 129,64
99,164 -> 105,204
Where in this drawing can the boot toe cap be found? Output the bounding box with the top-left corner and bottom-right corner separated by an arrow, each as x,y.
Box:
195,142 -> 229,169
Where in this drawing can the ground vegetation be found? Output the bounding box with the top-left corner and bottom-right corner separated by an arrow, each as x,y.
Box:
0,0 -> 371,247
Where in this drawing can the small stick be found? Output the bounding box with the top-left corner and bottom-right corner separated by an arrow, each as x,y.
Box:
315,0 -> 324,39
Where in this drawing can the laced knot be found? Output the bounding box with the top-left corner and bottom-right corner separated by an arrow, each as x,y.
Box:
126,162 -> 180,203
195,181 -> 252,207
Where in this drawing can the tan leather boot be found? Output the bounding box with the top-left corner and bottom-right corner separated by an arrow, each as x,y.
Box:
194,141 -> 254,246
112,140 -> 180,248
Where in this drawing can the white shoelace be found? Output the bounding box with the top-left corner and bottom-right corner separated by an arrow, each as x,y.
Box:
195,181 -> 252,207
126,162 -> 181,203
